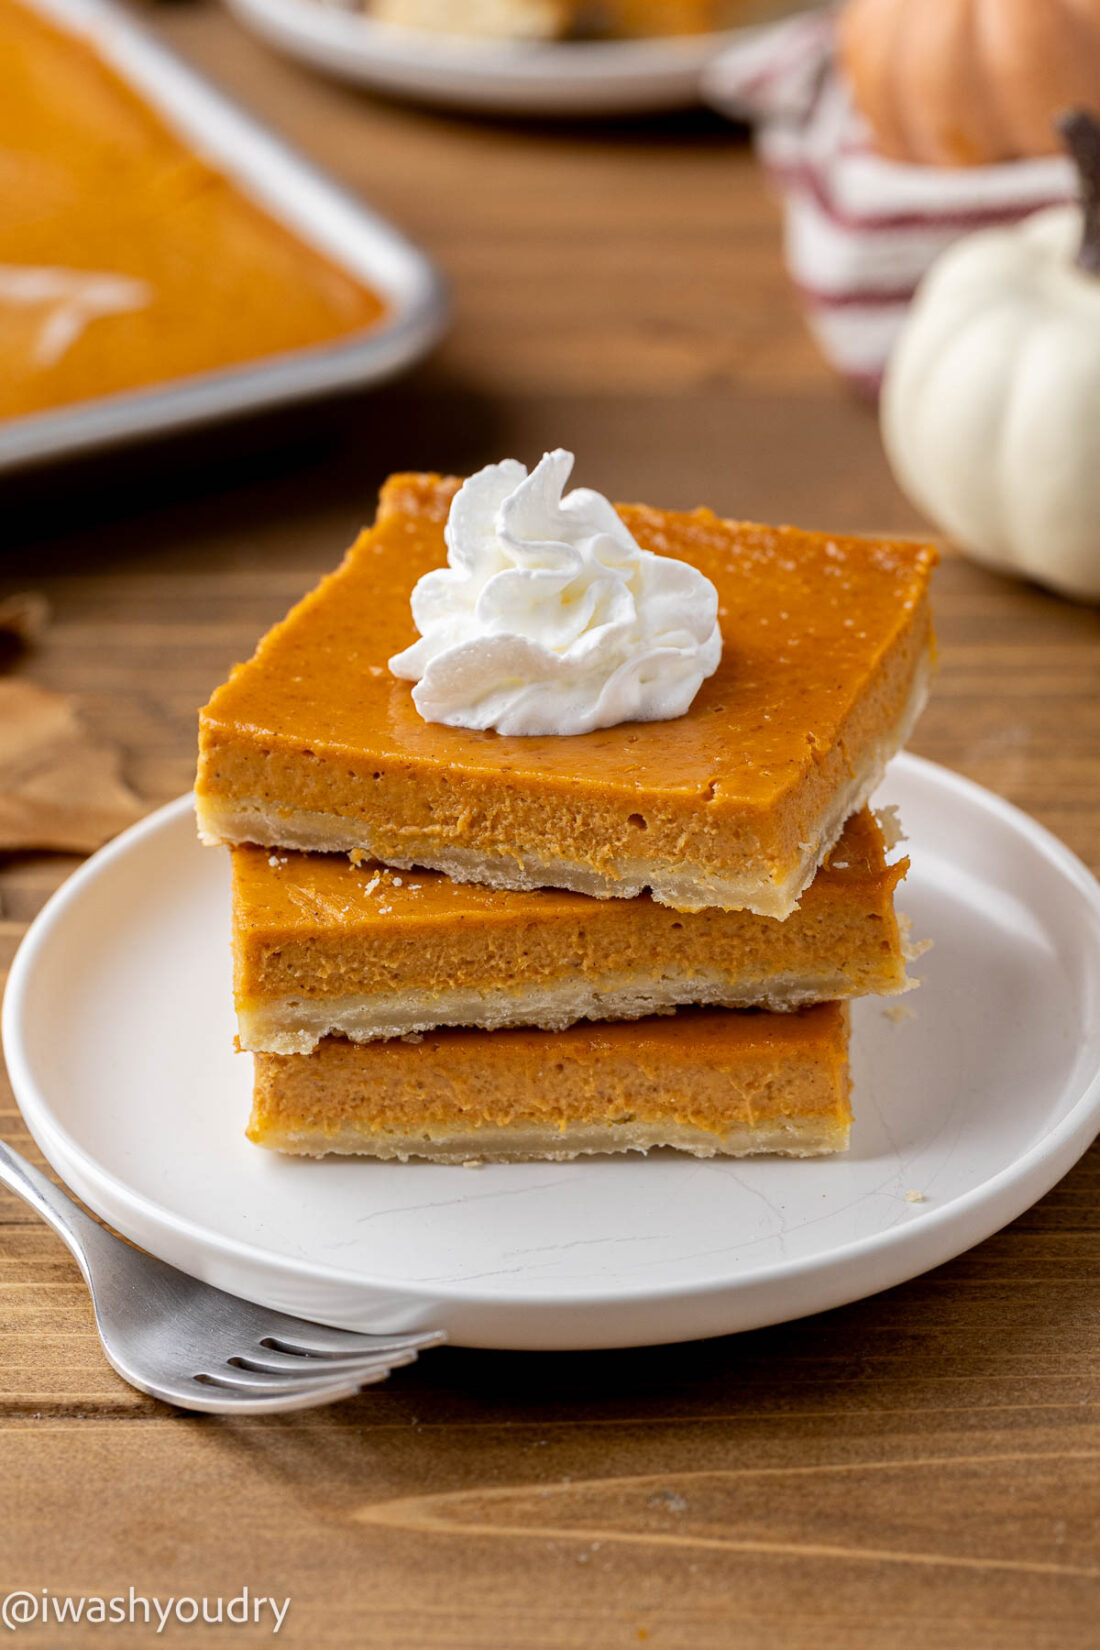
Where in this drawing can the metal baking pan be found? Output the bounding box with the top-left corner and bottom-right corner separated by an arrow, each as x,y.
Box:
1,0 -> 447,474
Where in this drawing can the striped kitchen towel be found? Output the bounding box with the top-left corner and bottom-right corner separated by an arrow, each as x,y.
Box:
703,10 -> 1075,393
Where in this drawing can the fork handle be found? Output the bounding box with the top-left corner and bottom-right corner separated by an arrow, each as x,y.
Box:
0,1139 -> 103,1284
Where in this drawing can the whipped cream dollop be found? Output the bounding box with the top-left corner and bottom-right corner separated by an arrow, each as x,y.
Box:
388,450 -> 722,737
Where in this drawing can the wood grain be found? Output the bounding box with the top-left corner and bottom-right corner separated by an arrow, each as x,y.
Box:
2,5 -> 1099,1643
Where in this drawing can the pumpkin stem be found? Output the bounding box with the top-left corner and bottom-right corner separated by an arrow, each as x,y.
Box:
1059,109 -> 1100,276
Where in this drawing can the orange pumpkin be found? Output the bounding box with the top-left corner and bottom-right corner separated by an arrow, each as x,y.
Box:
838,0 -> 1100,166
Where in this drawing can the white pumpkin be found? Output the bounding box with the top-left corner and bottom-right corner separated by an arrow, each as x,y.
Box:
882,120 -> 1100,602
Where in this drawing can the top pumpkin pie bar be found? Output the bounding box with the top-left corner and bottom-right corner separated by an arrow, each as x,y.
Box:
197,473 -> 936,916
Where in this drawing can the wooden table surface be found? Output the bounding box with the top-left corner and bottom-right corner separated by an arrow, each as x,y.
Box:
3,8 -> 1100,1645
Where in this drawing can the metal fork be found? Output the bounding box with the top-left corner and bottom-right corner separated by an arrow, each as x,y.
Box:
0,1141 -> 444,1413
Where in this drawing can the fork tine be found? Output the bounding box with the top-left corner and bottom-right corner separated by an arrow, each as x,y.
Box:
233,1346 -> 420,1377
160,1379 -> 370,1416
262,1324 -> 446,1358
0,1141 -> 447,1420
195,1364 -> 394,1398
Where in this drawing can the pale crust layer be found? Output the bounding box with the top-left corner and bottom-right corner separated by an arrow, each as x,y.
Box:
238,965 -> 907,1054
248,1004 -> 852,1162
254,1117 -> 850,1161
198,477 -> 938,916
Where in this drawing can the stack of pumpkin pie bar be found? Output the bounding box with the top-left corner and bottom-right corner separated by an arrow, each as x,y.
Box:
196,461 -> 936,1163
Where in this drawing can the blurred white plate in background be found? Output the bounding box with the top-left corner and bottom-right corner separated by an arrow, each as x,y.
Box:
221,0 -> 814,116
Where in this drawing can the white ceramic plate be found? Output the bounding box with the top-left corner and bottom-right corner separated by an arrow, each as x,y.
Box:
5,754 -> 1100,1351
221,0 -> 800,117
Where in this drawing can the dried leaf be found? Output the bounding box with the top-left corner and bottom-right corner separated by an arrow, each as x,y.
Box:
0,678 -> 145,853
0,591 -> 50,662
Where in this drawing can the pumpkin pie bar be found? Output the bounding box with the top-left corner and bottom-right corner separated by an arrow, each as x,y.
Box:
248,1002 -> 852,1161
197,474 -> 936,917
371,1 -> 752,39
233,808 -> 912,1054
593,1 -> 750,34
